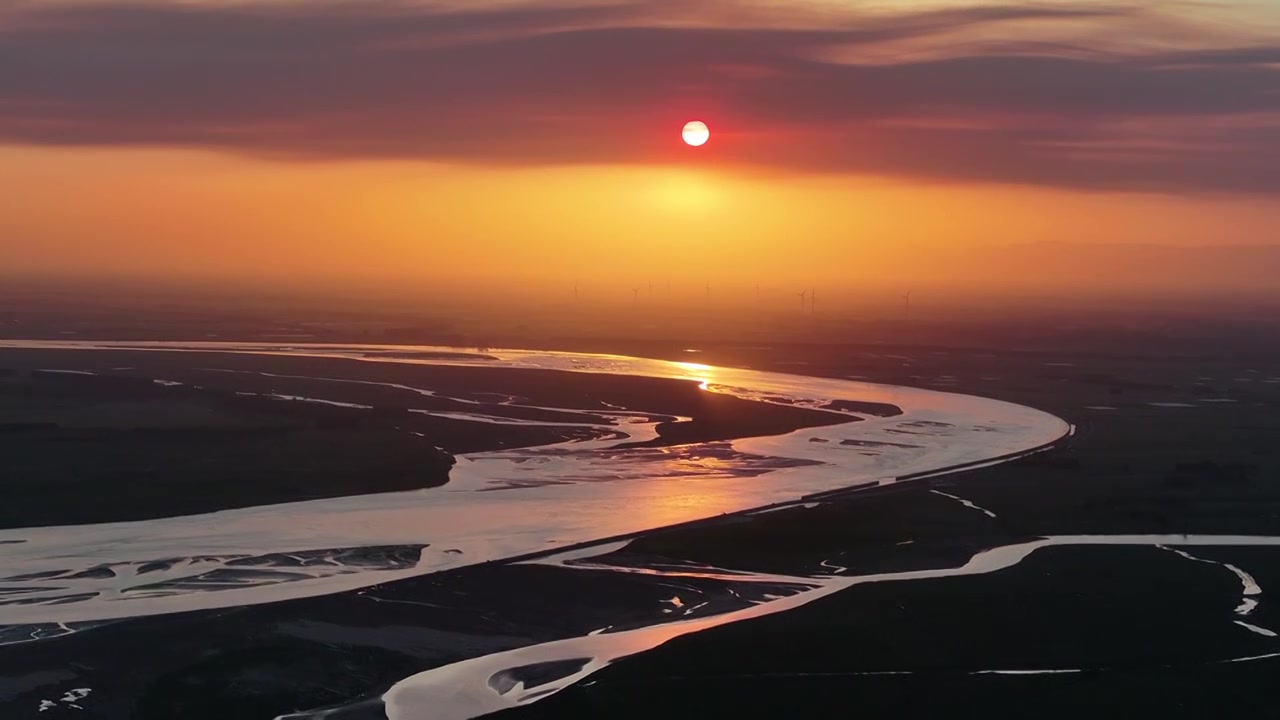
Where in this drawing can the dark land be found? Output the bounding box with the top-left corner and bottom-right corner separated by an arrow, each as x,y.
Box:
0,347 -> 847,528
498,341 -> 1280,719
2,331 -> 1280,719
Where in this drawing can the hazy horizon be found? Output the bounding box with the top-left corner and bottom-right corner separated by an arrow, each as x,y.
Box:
7,239 -> 1280,309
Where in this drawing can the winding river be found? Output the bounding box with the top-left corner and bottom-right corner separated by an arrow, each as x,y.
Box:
1,340 -> 1086,716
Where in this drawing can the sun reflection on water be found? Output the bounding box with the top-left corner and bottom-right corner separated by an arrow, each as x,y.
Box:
671,360 -> 714,391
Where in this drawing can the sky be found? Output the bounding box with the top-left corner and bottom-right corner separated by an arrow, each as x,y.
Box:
2,0 -> 1279,304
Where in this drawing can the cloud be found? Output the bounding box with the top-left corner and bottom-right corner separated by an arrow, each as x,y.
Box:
1,0 -> 1278,192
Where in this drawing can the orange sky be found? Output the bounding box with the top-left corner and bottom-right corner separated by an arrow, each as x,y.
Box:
1,1 -> 1278,304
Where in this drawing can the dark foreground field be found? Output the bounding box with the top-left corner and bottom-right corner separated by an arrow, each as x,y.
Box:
2,340 -> 1280,718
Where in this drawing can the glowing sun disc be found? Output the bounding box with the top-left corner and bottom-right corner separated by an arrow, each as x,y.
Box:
682,120 -> 710,147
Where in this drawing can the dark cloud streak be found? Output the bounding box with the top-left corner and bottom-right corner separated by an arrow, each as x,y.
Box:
1,1 -> 1278,192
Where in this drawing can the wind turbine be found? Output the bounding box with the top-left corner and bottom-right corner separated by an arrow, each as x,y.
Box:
632,287 -> 641,307
902,289 -> 912,318
797,288 -> 809,312
809,288 -> 817,314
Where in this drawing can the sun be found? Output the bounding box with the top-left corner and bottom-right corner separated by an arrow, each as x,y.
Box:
682,120 -> 709,147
